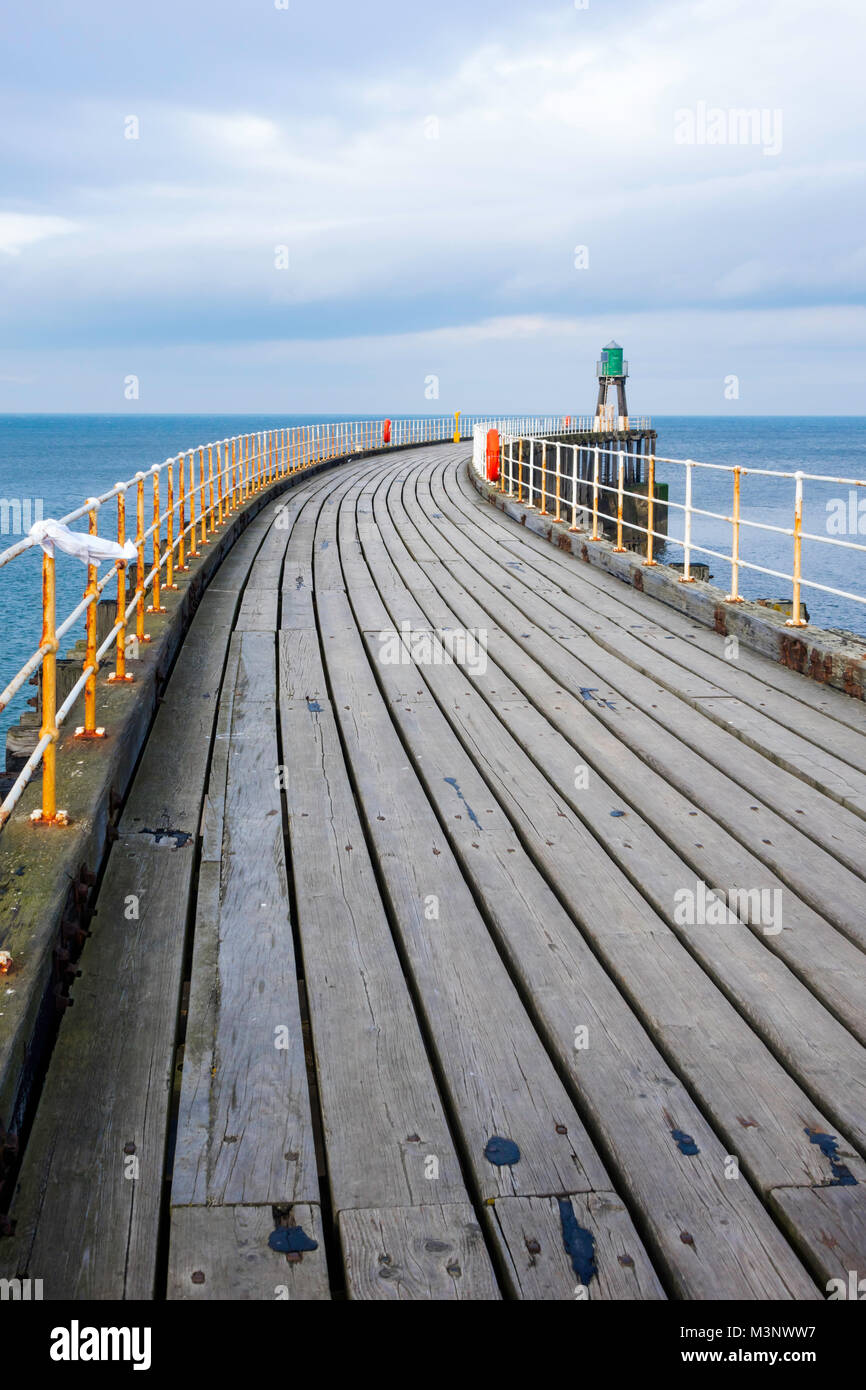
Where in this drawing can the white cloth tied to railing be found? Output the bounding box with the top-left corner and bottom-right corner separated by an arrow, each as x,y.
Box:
28,519 -> 137,566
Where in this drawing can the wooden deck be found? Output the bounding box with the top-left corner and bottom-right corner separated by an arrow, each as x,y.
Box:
3,441 -> 866,1300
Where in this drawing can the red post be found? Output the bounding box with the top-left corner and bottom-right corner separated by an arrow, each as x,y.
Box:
486,428 -> 500,481
383,418 -> 392,444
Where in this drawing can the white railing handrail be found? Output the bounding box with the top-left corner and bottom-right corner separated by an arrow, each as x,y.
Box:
491,431 -> 866,628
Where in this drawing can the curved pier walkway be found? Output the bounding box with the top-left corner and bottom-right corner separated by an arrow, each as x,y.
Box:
4,442 -> 866,1300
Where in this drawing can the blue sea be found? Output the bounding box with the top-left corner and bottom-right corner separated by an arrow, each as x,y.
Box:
1,414 -> 865,749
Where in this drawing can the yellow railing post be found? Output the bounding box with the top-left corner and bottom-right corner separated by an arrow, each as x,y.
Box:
207,444 -> 215,532
166,461 -> 177,588
35,549 -> 64,823
539,442 -> 547,515
726,466 -> 744,600
188,452 -> 198,557
786,471 -> 808,627
177,454 -> 187,571
643,453 -> 658,567
517,439 -> 523,501
613,449 -> 626,551
135,472 -> 150,642
589,447 -> 600,541
109,486 -> 134,682
199,447 -> 207,545
148,469 -> 165,614
216,441 -> 224,527
75,502 -> 105,741
453,410 -> 461,443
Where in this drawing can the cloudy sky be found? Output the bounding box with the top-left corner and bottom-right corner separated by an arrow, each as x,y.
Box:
1,0 -> 864,414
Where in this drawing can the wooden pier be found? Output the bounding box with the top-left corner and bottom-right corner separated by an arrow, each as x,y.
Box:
2,440 -> 866,1300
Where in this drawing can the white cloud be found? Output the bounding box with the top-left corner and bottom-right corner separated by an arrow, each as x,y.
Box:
0,0 -> 865,407
0,213 -> 79,256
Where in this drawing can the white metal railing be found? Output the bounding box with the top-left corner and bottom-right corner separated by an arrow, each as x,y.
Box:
491,434 -> 866,628
471,417 -> 652,474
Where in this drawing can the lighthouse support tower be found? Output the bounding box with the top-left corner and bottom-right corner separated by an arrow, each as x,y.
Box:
595,340 -> 629,431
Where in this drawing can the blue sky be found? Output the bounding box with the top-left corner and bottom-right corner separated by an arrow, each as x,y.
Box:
1,0 -> 864,413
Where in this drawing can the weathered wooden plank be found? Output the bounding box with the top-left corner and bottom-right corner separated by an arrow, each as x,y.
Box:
418,462 -> 866,951
0,556 -> 269,1299
278,694 -> 470,1215
339,1205 -> 500,1300
171,631 -> 318,1212
349,455 -> 863,1290
387,463 -> 866,1064
235,587 -> 279,631
771,1184 -> 866,1290
325,467 -> 821,1298
168,1204 -> 329,1300
488,1194 -> 665,1300
3,837 -> 193,1299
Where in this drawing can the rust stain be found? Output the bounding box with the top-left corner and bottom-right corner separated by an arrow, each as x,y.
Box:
713,606 -> 727,636
843,661 -> 865,700
809,650 -> 834,685
633,569 -> 644,592
779,634 -> 808,673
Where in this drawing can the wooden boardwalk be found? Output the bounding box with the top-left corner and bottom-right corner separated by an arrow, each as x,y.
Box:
3,441 -> 866,1300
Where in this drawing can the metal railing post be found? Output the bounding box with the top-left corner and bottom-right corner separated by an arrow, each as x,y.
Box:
216,442 -> 224,526
589,447 -> 600,541
177,454 -> 187,570
36,549 -> 63,822
148,469 -> 165,614
787,471 -> 808,626
643,453 -> 658,567
569,445 -> 579,531
109,486 -> 134,682
554,442 -> 561,522
726,466 -> 744,601
199,447 -> 207,544
526,439 -> 536,508
613,449 -> 626,551
166,461 -> 177,588
207,444 -> 215,531
680,460 -> 695,581
75,501 -> 105,740
539,442 -> 547,515
135,471 -> 149,642
188,452 -> 198,557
